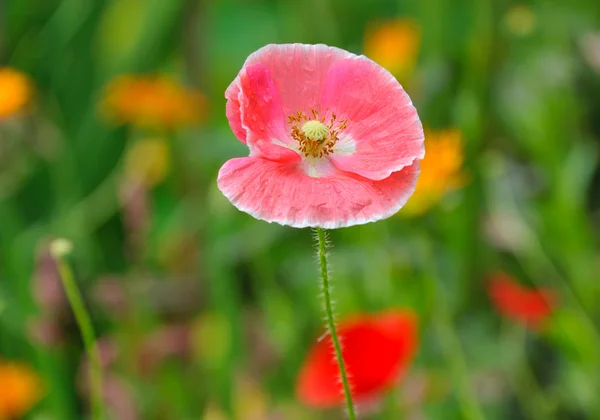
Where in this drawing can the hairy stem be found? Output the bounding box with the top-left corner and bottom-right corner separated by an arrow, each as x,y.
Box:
315,227 -> 356,419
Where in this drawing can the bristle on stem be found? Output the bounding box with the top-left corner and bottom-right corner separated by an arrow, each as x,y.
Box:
313,227 -> 356,419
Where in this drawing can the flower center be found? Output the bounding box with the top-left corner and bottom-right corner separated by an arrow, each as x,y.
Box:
288,109 -> 347,158
301,120 -> 329,142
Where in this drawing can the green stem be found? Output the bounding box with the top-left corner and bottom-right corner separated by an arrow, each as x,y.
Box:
506,325 -> 555,420
420,237 -> 484,420
434,306 -> 485,420
55,256 -> 104,420
315,228 -> 356,420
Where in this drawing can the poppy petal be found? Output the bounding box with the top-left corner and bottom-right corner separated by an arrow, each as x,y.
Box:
237,63 -> 301,162
217,157 -> 419,229
224,77 -> 246,144
242,43 -> 354,117
321,57 -> 424,181
296,311 -> 418,408
488,273 -> 556,328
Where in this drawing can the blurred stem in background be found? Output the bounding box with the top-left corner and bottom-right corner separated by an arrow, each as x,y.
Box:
503,324 -> 555,420
50,239 -> 104,420
482,154 -> 600,361
315,228 -> 356,420
419,235 -> 485,420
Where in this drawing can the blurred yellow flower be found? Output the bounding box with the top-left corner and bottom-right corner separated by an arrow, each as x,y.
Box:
124,138 -> 170,187
203,403 -> 227,420
156,233 -> 198,274
0,361 -> 43,419
0,68 -> 32,119
192,312 -> 231,368
403,129 -> 466,215
101,75 -> 207,129
504,5 -> 536,37
203,375 -> 267,420
364,19 -> 421,77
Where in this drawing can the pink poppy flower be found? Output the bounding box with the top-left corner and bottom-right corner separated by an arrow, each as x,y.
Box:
218,44 -> 424,228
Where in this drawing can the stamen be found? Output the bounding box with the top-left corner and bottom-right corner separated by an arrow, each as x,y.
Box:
288,109 -> 347,158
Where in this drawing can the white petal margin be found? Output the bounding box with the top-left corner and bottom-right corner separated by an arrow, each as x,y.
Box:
217,157 -> 421,229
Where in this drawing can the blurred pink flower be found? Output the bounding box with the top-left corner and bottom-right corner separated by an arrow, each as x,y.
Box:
27,318 -> 64,348
92,274 -> 201,319
139,324 -> 192,374
78,338 -> 119,381
28,240 -> 69,348
119,180 -> 150,260
92,276 -> 129,315
242,310 -> 280,376
31,242 -> 65,313
582,32 -> 600,75
102,376 -> 139,420
78,338 -> 139,420
218,44 -> 424,228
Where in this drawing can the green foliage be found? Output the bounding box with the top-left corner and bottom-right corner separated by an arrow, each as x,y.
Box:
1,0 -> 600,418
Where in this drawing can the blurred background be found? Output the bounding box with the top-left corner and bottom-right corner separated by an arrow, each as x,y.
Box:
1,0 -> 600,418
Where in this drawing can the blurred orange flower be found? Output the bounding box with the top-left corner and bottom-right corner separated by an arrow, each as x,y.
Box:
364,19 -> 421,77
487,272 -> 556,329
403,128 -> 466,215
101,75 -> 207,129
124,138 -> 170,187
0,68 -> 33,119
0,361 -> 44,419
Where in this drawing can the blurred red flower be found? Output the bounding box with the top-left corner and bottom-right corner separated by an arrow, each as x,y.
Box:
487,272 -> 556,328
296,310 -> 418,408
